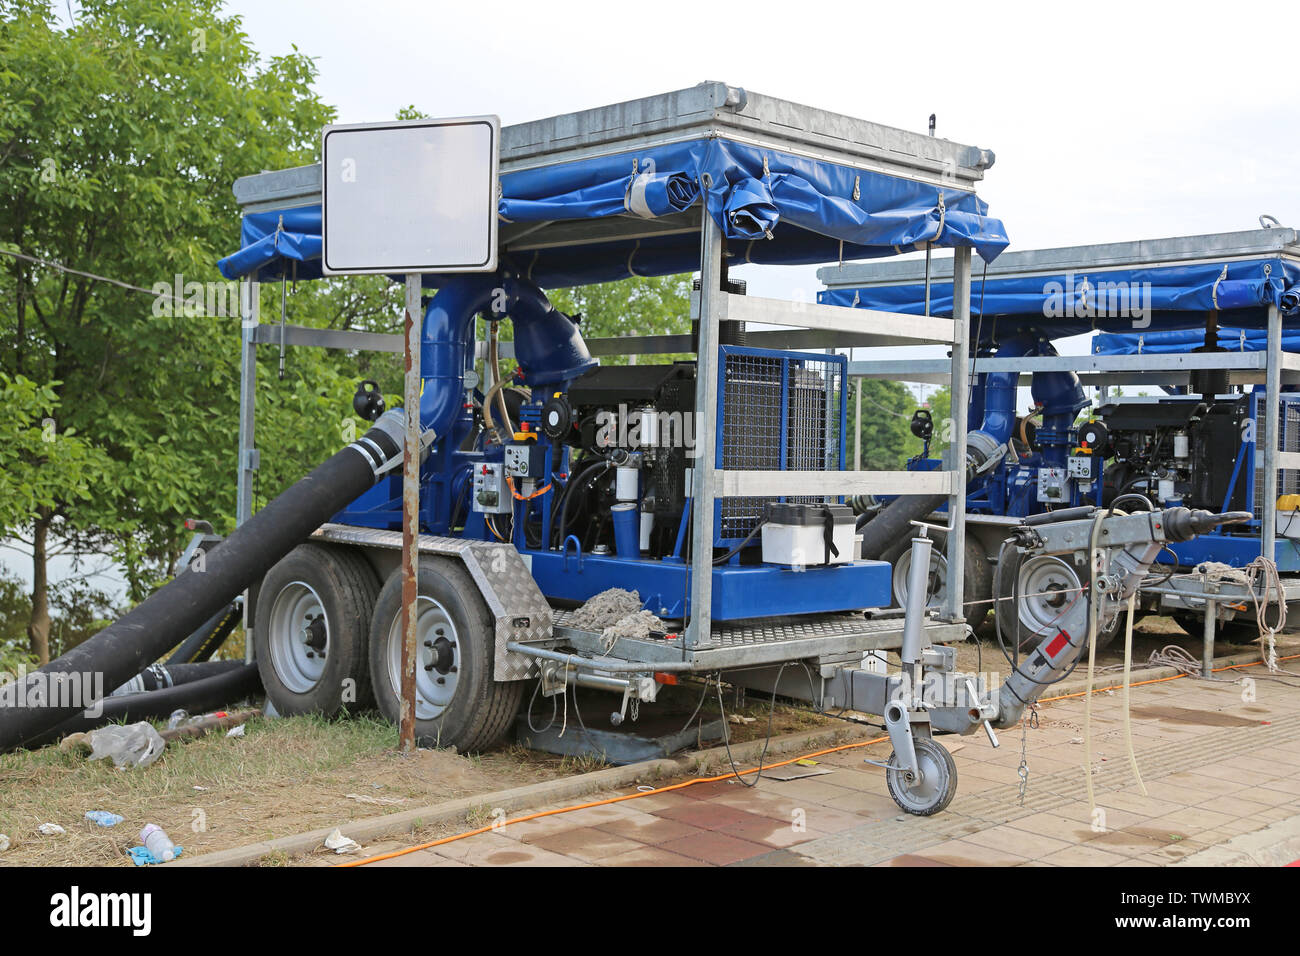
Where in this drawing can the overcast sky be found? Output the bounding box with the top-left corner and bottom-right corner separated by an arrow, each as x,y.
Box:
220,0 -> 1298,247
15,0 -> 1298,596
218,0 -> 1300,354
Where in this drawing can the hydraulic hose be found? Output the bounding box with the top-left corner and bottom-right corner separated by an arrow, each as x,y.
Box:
0,409 -> 415,752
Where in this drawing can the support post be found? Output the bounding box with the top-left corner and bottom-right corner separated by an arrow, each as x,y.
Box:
399,274 -> 422,751
1202,597 -> 1217,679
854,375 -> 862,471
687,206 -> 724,647
943,247 -> 972,621
1262,303 -> 1281,562
237,278 -> 259,664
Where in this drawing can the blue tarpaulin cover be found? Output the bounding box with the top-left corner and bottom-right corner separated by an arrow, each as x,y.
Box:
819,258 -> 1300,341
1093,326 -> 1300,354
218,138 -> 1008,285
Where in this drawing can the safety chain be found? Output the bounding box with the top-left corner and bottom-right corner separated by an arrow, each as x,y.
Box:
1016,704 -> 1039,807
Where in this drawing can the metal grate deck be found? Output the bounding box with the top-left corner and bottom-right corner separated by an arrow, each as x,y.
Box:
552,608 -> 964,670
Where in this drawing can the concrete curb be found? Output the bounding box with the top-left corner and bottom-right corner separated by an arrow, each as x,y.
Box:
172,722 -> 877,867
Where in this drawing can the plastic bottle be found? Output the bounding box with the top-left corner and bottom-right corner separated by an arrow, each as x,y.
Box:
166,709 -> 189,730
85,811 -> 124,827
140,824 -> 176,862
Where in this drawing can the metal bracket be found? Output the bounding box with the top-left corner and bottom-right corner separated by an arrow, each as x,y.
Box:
883,699 -> 925,778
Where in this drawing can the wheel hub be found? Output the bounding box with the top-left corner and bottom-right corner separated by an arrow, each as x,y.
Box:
390,596 -> 461,719
301,615 -> 327,653
268,581 -> 329,694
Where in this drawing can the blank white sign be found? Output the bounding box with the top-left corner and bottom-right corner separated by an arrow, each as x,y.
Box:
321,116 -> 499,274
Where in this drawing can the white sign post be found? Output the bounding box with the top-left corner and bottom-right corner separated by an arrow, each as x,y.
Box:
322,116 -> 500,751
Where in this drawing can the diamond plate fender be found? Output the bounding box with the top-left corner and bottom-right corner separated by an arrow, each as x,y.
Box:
311,524 -> 551,681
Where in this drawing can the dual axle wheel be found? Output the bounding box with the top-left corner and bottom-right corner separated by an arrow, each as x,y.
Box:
254,544 -> 522,752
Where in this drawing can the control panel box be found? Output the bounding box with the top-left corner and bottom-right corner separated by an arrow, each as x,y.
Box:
1067,455 -> 1096,480
504,442 -> 545,479
473,462 -> 512,514
1037,466 -> 1068,504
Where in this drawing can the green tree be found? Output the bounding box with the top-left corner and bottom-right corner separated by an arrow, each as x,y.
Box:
846,378 -> 926,470
0,0 -> 339,652
0,372 -> 106,662
548,274 -> 692,364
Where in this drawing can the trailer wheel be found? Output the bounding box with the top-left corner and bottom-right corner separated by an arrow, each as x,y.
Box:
886,737 -> 957,816
368,557 -> 524,753
882,534 -> 992,630
255,543 -> 378,716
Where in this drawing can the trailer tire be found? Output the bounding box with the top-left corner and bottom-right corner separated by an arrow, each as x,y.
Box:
368,557 -> 524,753
255,543 -> 378,717
882,534 -> 992,631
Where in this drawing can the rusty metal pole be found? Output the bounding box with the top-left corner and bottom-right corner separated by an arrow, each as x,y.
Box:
399,273 -> 422,752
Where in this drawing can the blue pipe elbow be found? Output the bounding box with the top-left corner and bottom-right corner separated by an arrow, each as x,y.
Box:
419,271 -> 597,438
974,334 -> 1035,447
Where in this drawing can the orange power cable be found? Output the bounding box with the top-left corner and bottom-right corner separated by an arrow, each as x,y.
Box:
340,651 -> 1300,867
338,733 -> 891,867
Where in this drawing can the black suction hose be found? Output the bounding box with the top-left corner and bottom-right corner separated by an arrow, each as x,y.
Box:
110,659 -> 246,697
0,410 -> 414,752
858,494 -> 947,561
165,601 -> 240,664
22,664 -> 262,750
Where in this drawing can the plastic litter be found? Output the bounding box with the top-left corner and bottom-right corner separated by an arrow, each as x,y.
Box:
127,844 -> 183,866
225,724 -> 246,738
140,823 -> 176,862
166,709 -> 190,730
324,828 -> 360,854
37,823 -> 66,836
87,721 -> 167,769
85,811 -> 125,827
0,834 -> 10,852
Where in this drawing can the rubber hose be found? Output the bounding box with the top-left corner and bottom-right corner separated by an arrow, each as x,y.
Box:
858,494 -> 947,561
111,659 -> 246,697
165,601 -> 240,664
0,411 -> 409,752
20,664 -> 262,751
556,459 -> 610,549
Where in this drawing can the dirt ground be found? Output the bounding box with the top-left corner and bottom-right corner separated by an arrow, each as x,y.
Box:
0,682 -> 831,867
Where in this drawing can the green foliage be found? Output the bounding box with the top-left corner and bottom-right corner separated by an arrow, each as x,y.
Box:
846,378 -> 930,470
547,273 -> 693,365
0,571 -> 33,673
0,372 -> 106,530
0,0 -> 339,598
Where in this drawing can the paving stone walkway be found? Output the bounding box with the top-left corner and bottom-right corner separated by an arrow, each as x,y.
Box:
366,671 -> 1300,866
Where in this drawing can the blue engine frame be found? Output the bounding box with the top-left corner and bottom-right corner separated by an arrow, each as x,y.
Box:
333,330 -> 890,620
902,381 -> 1300,572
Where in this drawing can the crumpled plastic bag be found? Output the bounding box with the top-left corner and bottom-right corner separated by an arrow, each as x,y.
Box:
324,828 -> 360,854
87,722 -> 167,769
